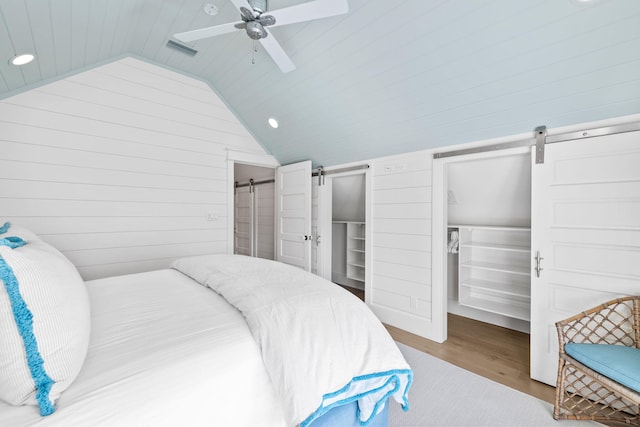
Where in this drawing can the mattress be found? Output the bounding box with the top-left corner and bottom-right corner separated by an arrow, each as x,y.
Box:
0,269 -> 287,426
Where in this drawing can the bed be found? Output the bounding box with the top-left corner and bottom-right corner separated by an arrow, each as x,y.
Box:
0,223 -> 412,427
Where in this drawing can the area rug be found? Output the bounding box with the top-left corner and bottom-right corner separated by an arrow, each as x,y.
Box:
389,342 -> 601,427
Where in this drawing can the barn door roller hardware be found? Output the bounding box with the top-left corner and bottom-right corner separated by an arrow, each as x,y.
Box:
535,126 -> 547,164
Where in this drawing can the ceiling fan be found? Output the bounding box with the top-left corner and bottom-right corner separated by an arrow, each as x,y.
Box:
173,0 -> 349,73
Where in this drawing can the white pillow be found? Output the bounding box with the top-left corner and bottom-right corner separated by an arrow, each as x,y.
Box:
0,221 -> 41,243
0,223 -> 90,416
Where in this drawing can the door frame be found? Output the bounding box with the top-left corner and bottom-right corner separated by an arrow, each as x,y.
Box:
432,146 -> 532,342
226,151 -> 279,254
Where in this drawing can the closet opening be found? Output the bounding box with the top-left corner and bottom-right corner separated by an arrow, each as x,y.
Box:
316,169 -> 367,301
445,148 -> 532,334
433,146 -> 532,369
233,163 -> 276,260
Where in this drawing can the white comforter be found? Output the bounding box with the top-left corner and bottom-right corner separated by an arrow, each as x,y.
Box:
172,254 -> 412,427
0,269 -> 287,427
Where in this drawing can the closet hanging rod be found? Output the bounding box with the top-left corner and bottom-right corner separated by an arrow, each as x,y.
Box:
235,178 -> 275,188
433,121 -> 640,159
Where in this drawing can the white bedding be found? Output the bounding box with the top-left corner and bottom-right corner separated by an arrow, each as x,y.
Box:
0,269 -> 286,427
172,254 -> 412,427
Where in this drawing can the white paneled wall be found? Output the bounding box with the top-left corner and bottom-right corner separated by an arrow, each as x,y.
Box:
0,58 -> 269,280
369,152 -> 434,338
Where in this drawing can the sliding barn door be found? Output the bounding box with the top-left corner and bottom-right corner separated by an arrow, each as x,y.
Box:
276,161 -> 312,270
234,186 -> 253,256
254,182 -> 275,260
530,131 -> 640,385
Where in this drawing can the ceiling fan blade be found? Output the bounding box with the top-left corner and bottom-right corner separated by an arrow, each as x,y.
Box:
174,22 -> 241,42
259,30 -> 296,73
268,0 -> 348,28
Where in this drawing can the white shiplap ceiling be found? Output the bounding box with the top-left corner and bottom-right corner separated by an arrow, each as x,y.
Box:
1,0 -> 639,167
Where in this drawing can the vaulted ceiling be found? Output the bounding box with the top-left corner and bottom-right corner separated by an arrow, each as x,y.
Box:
1,0 -> 639,167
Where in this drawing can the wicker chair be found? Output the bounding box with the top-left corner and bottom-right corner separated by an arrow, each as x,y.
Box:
554,296 -> 640,425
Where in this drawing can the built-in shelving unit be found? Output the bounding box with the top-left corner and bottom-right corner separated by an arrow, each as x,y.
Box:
454,225 -> 531,322
345,222 -> 365,282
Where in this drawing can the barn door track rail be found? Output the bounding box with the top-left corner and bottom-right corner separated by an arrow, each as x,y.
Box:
434,121 -> 640,163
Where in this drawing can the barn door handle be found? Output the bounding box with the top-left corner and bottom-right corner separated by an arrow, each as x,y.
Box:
535,251 -> 544,278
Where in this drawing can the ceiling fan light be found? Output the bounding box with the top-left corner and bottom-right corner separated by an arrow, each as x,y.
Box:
268,117 -> 279,128
246,21 -> 267,40
9,53 -> 34,66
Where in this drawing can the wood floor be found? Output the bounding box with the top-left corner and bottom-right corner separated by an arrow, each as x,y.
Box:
341,286 -> 555,404
386,314 -> 555,404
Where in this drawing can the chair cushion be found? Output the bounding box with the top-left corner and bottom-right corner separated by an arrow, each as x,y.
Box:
565,343 -> 640,393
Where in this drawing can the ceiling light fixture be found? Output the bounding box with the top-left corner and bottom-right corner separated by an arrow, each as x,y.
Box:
9,53 -> 34,66
203,3 -> 219,16
268,117 -> 279,129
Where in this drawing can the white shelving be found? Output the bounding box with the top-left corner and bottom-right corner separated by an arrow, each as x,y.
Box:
346,222 -> 365,282
455,225 -> 531,322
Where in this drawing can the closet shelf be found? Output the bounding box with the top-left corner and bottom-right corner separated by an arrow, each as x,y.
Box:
456,225 -> 532,324
452,224 -> 531,232
347,271 -> 365,282
460,261 -> 530,276
459,279 -> 530,300
345,222 -> 366,283
459,242 -> 529,253
459,296 -> 530,321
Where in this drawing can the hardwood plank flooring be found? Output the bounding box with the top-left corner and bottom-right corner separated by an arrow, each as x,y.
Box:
385,314 -> 555,404
340,285 -> 555,404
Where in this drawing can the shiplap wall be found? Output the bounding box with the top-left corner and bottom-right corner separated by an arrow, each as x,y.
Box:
369,152 -> 434,337
0,57 -> 269,280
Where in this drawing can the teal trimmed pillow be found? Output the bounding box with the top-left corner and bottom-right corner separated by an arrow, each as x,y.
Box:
565,343 -> 640,393
0,221 -> 41,244
0,223 -> 90,415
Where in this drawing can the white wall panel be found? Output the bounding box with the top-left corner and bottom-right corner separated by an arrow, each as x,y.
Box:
0,58 -> 268,280
369,151 -> 437,339
0,122 -> 223,167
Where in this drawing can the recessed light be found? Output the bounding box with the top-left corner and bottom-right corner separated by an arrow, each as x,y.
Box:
9,53 -> 34,66
203,3 -> 219,16
268,117 -> 279,129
